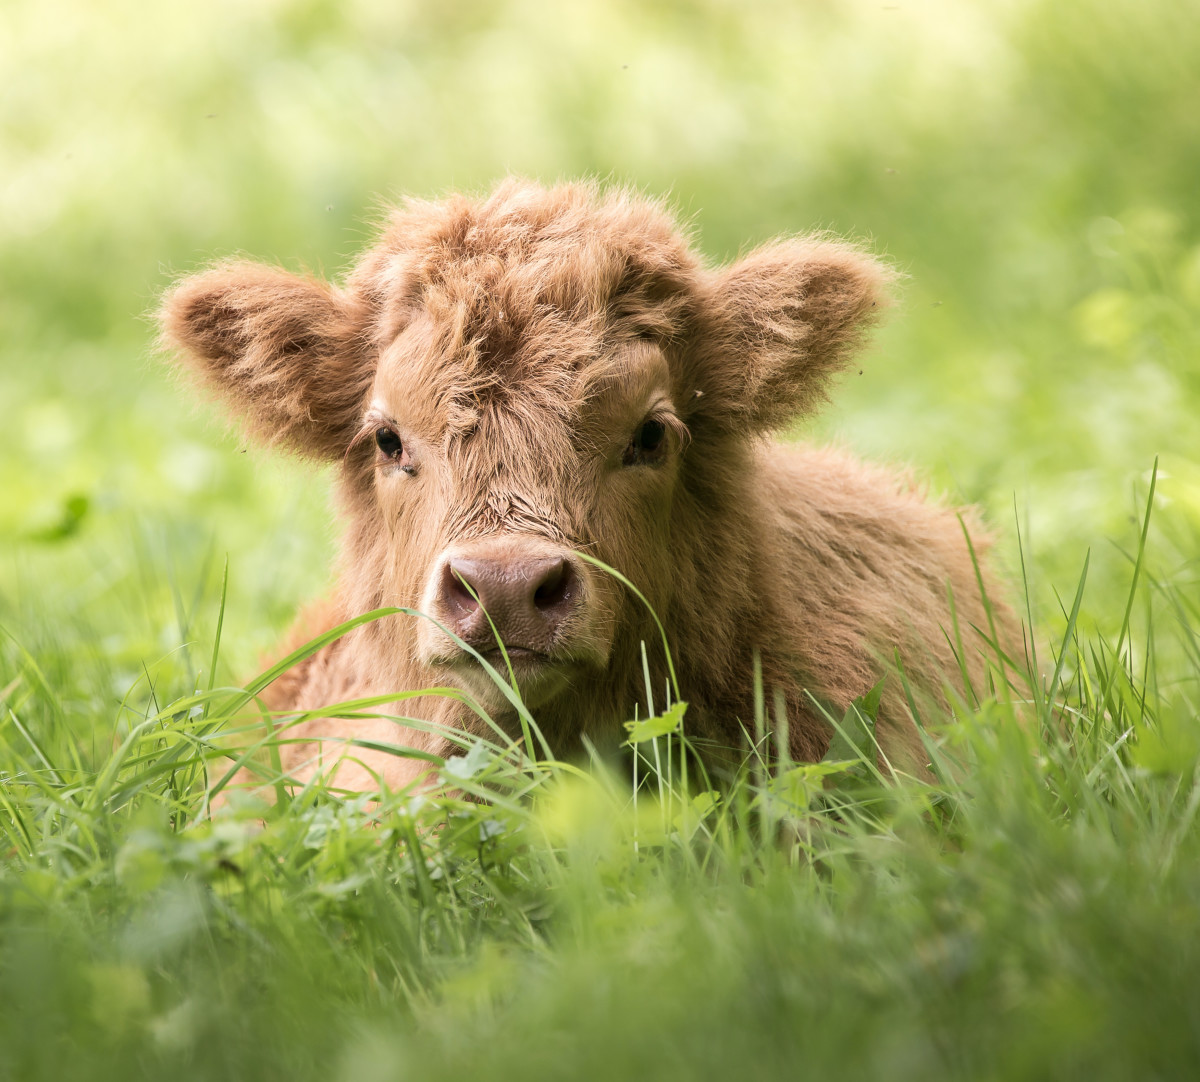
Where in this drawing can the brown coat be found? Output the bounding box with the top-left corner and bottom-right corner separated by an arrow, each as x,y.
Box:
161,179 -> 1016,792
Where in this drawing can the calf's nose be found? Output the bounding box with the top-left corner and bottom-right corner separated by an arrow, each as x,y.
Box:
437,551 -> 581,653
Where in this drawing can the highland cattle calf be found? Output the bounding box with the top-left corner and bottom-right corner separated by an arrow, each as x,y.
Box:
161,179 -> 1015,793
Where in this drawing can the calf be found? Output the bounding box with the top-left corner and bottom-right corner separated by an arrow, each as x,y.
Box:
161,179 -> 1016,792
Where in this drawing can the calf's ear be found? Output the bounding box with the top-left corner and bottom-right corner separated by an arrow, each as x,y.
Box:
695,238 -> 893,433
159,261 -> 372,459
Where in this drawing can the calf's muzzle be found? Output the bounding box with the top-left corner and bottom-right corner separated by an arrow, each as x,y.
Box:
432,542 -> 584,656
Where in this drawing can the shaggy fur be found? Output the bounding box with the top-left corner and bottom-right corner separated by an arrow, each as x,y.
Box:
161,178 -> 1017,792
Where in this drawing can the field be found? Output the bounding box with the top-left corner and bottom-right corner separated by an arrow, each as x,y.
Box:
3,0 -> 1200,1078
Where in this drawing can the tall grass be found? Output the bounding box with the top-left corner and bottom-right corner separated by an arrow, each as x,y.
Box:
2,476 -> 1198,1080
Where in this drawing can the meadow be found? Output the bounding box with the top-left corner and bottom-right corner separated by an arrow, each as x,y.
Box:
2,0 -> 1199,1077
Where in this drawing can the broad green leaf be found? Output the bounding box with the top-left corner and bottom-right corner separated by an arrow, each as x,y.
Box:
822,700 -> 879,765
442,741 -> 494,780
859,676 -> 887,723
624,701 -> 688,744
672,790 -> 721,841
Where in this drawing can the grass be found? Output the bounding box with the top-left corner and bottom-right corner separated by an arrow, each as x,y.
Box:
3,476 -> 1200,1080
4,0 -> 1200,1076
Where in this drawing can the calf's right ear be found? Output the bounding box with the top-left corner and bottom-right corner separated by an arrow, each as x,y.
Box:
159,261 -> 372,459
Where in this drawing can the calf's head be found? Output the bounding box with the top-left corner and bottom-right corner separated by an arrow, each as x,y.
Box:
161,180 -> 889,716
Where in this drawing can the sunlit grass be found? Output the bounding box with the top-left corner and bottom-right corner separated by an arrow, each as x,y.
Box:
3,474 -> 1199,1079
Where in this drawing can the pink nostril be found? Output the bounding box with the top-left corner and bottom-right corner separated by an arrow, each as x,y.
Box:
445,560 -> 481,616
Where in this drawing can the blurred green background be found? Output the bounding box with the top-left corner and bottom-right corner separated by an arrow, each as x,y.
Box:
2,0 -> 1198,706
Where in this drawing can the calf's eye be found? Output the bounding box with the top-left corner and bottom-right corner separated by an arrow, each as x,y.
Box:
375,426 -> 416,475
622,418 -> 668,468
375,427 -> 402,457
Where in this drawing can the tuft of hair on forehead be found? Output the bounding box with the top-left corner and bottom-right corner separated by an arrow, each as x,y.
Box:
350,178 -> 705,363
161,177 -> 893,465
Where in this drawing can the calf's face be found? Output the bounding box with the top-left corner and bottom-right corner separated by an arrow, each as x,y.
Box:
364,314 -> 689,710
160,182 -> 888,717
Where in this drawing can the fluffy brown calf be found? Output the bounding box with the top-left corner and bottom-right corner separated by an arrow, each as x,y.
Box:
161,179 -> 1015,792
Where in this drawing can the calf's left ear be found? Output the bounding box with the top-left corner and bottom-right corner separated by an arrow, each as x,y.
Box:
159,261 -> 372,459
694,238 -> 893,433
